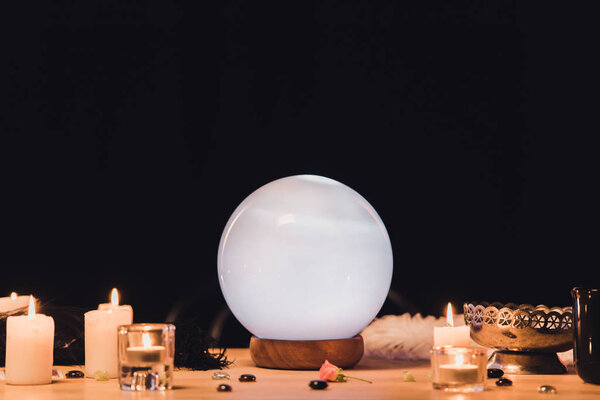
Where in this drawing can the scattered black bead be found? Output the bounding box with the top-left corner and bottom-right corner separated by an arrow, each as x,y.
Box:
66,370 -> 85,379
239,374 -> 256,382
487,368 -> 504,379
309,380 -> 328,390
496,377 -> 513,387
217,383 -> 232,392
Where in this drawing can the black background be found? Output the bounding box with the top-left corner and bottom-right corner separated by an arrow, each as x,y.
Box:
2,1 -> 598,347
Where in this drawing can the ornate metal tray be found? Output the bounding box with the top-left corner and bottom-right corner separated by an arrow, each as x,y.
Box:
463,301 -> 573,374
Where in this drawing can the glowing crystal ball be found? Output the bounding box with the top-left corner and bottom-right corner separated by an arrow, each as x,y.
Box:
217,175 -> 393,340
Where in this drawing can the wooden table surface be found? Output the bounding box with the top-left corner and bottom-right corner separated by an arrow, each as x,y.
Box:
1,348 -> 600,399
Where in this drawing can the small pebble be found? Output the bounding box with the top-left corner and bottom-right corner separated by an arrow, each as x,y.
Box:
402,371 -> 416,382
66,370 -> 85,379
496,377 -> 512,387
212,371 -> 230,380
239,374 -> 256,382
487,368 -> 504,379
217,383 -> 232,392
538,385 -> 557,394
94,370 -> 110,381
309,380 -> 328,390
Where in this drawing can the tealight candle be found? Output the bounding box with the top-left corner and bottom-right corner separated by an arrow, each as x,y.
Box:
439,353 -> 479,383
433,303 -> 470,347
125,332 -> 166,365
118,323 -> 175,391
0,292 -> 33,314
5,296 -> 55,385
431,346 -> 486,392
85,288 -> 133,378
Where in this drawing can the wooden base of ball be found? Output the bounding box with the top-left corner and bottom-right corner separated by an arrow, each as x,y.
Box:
249,335 -> 364,370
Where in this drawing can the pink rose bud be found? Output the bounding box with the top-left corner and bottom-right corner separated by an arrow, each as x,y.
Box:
318,360 -> 373,384
319,360 -> 340,381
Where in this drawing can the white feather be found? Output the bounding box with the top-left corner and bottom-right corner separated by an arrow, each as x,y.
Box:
360,313 -> 573,364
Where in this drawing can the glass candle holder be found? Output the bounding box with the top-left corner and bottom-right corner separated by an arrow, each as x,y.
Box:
118,323 -> 175,391
430,346 -> 487,392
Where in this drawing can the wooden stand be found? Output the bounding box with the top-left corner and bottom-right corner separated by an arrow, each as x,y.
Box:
249,335 -> 364,370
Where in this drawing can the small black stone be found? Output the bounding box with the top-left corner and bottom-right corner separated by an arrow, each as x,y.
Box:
217,383 -> 232,392
66,370 -> 85,379
496,377 -> 513,387
309,380 -> 328,390
487,368 -> 504,379
239,374 -> 256,382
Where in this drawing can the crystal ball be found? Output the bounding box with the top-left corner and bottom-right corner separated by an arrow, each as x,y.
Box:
217,175 -> 393,340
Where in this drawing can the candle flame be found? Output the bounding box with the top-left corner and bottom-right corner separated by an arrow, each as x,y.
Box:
27,295 -> 36,320
111,288 -> 119,306
456,353 -> 464,366
446,302 -> 454,327
10,292 -> 17,299
142,332 -> 151,348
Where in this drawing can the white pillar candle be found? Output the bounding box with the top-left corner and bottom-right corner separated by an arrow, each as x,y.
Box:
434,325 -> 471,347
0,292 -> 33,313
85,288 -> 133,378
98,303 -> 133,313
5,296 -> 55,385
97,288 -> 133,314
433,303 -> 471,347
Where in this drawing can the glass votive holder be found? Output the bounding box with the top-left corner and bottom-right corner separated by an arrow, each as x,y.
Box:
430,346 -> 487,392
118,323 -> 175,391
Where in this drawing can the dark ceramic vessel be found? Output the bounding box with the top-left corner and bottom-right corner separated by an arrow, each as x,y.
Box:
572,287 -> 600,385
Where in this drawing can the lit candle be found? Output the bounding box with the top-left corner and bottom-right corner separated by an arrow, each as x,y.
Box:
85,288 -> 133,378
125,332 -> 166,365
0,292 -> 33,314
438,352 -> 479,384
98,288 -> 133,314
5,295 -> 55,385
433,303 -> 470,347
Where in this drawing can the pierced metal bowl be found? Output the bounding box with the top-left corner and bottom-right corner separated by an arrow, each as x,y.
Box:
463,302 -> 574,374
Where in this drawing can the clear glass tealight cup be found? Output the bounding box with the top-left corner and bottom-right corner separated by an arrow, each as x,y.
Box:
430,346 -> 487,392
118,323 -> 175,391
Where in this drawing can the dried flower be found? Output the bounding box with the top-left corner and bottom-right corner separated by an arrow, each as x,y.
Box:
319,360 -> 372,384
